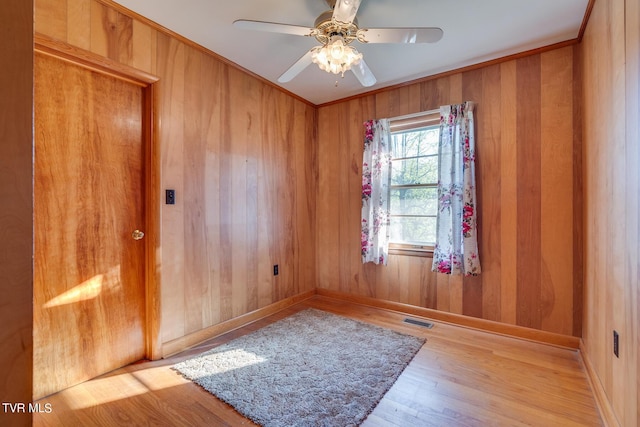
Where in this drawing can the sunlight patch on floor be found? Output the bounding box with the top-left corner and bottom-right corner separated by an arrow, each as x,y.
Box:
186,348 -> 268,376
60,372 -> 149,410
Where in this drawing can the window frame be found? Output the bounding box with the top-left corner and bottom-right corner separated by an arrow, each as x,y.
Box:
387,111 -> 440,257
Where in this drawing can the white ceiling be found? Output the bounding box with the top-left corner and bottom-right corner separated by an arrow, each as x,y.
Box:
112,0 -> 589,105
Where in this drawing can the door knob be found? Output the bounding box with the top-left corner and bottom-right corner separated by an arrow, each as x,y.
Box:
132,229 -> 145,240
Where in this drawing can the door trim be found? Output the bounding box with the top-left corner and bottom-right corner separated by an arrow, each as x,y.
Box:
35,33 -> 163,360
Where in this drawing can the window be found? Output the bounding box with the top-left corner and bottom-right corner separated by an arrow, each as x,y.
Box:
388,112 -> 440,255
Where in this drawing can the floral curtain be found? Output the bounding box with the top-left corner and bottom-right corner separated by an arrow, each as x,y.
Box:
432,102 -> 481,275
361,119 -> 392,265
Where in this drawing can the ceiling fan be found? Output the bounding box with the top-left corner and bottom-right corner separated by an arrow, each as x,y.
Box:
233,0 -> 443,87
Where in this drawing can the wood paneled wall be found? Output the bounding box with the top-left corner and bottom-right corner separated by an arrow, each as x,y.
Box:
317,46 -> 581,337
581,0 -> 639,425
35,0 -> 317,350
0,0 -> 33,425
28,3 -> 640,421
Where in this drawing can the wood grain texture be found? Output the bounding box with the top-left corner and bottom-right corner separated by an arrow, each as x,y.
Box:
318,40 -> 582,109
161,290 -> 315,358
516,54 -> 542,330
143,81 -> 162,360
33,296 -> 602,427
156,35 -> 319,340
572,43 -> 584,340
317,46 -> 580,337
318,289 -> 581,349
500,60 -> 518,326
540,48 -> 574,336
30,0 -> 638,424
475,64 -> 501,322
67,0 -> 91,50
35,0 -> 317,355
580,0 -> 639,426
34,53 -> 146,399
628,3 -> 640,424
0,1 -> 33,425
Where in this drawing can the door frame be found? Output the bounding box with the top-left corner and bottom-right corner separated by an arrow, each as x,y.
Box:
34,33 -> 162,360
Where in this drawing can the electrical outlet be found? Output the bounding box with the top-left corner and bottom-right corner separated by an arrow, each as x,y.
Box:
613,330 -> 619,358
273,265 -> 279,276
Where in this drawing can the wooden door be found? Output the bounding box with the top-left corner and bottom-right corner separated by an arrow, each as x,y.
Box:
34,52 -> 146,399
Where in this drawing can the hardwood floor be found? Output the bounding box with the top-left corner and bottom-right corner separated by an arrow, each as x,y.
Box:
34,296 -> 602,426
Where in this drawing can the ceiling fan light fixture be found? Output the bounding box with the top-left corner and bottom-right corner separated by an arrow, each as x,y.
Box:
311,35 -> 363,76
329,37 -> 346,59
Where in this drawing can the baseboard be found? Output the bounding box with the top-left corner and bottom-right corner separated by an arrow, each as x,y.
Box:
161,290 -> 316,357
579,340 -> 620,427
161,287 -> 581,357
316,288 -> 581,349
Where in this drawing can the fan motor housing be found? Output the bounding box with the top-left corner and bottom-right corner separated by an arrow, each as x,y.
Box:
314,10 -> 359,45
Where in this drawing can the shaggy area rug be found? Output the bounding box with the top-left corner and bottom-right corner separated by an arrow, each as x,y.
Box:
173,308 -> 425,427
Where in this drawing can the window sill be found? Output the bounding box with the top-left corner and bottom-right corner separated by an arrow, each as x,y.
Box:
389,245 -> 434,258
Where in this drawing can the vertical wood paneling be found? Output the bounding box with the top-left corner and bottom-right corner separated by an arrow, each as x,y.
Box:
229,69 -> 250,318
572,44 -> 584,339
478,65 -> 502,322
540,48 -> 574,335
317,105 -> 341,290
244,88 -> 261,314
500,61 -> 518,326
607,4 -> 629,421
420,78 -> 448,112
584,0 -> 614,397
32,0 -> 600,395
116,12 -> 133,66
183,46 -> 205,334
318,48 -> 579,337
338,101 -> 354,294
516,55 -> 542,330
157,34 -> 186,343
625,1 -> 640,422
296,102 -> 317,293
449,73 -> 463,105
132,19 -> 153,73
36,0 -> 318,356
35,0 -> 67,41
346,100 -> 362,296
217,65 -> 234,321
0,0 -> 33,424
581,0 -> 639,425
67,0 -> 91,49
435,269 -> 451,313
256,87 -> 275,308
201,54 -> 223,326
89,1 -> 112,58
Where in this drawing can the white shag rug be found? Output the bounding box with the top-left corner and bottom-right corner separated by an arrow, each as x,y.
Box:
173,308 -> 425,427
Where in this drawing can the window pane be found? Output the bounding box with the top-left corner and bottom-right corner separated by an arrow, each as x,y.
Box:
388,123 -> 440,247
390,216 -> 436,245
390,187 -> 437,216
391,156 -> 438,185
391,128 -> 439,157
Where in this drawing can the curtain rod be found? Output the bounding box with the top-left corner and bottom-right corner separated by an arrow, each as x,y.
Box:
388,108 -> 439,122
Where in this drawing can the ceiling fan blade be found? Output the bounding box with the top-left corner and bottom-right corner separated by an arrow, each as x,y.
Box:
360,27 -> 444,44
278,50 -> 314,83
332,0 -> 362,25
233,20 -> 315,37
351,58 -> 376,87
